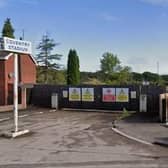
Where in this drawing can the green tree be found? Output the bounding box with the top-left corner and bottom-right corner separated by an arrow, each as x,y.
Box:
100,52 -> 132,84
142,72 -> 158,84
36,66 -> 66,84
36,34 -> 62,83
161,75 -> 168,85
118,66 -> 132,84
67,49 -> 80,85
100,52 -> 121,75
100,52 -> 121,83
132,72 -> 143,84
2,18 -> 15,38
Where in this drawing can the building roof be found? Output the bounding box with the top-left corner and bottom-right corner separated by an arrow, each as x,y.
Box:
0,52 -> 37,65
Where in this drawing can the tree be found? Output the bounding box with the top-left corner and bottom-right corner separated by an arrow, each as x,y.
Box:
2,18 -> 15,38
142,72 -> 158,83
36,34 -> 62,83
132,72 -> 143,84
100,52 -> 121,75
67,49 -> 80,85
118,66 -> 132,84
100,52 -> 132,84
100,52 -> 121,83
36,66 -> 66,84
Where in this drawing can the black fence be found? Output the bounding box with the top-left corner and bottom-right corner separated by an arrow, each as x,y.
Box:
30,84 -> 165,114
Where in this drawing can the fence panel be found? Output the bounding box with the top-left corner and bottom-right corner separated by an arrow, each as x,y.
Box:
30,84 -> 164,113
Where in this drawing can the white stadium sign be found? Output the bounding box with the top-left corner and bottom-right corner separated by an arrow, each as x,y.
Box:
0,36 -> 32,136
3,37 -> 32,54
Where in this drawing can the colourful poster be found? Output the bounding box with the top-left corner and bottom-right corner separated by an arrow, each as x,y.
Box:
102,88 -> 116,102
69,88 -> 81,101
116,88 -> 129,102
82,88 -> 94,102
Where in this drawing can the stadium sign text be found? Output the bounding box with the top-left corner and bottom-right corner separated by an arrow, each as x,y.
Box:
3,37 -> 32,54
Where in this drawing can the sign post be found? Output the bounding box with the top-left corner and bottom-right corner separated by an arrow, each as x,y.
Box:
14,53 -> 18,132
0,37 -> 32,138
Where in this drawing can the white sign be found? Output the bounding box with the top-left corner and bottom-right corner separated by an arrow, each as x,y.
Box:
69,88 -> 81,101
3,37 -> 32,54
63,90 -> 68,98
82,88 -> 94,102
116,88 -> 129,102
131,91 -> 136,99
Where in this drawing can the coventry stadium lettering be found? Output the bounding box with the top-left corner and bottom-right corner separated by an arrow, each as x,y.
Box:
5,38 -> 30,47
8,45 -> 28,52
3,37 -> 32,54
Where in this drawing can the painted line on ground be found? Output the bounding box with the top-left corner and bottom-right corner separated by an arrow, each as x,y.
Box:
112,127 -> 153,146
32,112 -> 44,115
0,110 -> 48,123
18,114 -> 29,118
0,110 -> 55,123
0,117 -> 10,122
49,109 -> 57,112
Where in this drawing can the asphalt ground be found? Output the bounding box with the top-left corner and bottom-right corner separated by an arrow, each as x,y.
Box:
0,108 -> 167,167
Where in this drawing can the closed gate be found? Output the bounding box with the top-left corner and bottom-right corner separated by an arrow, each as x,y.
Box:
140,94 -> 147,112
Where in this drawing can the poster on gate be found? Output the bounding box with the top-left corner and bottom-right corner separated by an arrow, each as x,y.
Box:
116,88 -> 129,102
69,88 -> 81,101
131,91 -> 136,99
82,88 -> 94,102
63,90 -> 68,98
102,88 -> 116,102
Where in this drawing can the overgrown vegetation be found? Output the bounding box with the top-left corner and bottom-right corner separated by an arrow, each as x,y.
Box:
36,66 -> 66,84
119,108 -> 132,120
37,53 -> 168,86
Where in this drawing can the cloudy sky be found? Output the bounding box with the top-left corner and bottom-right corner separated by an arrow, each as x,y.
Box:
0,0 -> 168,74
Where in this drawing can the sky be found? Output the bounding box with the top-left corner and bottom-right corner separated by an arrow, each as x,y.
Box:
0,0 -> 168,74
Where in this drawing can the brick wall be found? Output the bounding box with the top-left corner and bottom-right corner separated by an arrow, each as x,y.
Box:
19,54 -> 36,83
5,55 -> 14,105
0,54 -> 36,106
0,61 -> 5,105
